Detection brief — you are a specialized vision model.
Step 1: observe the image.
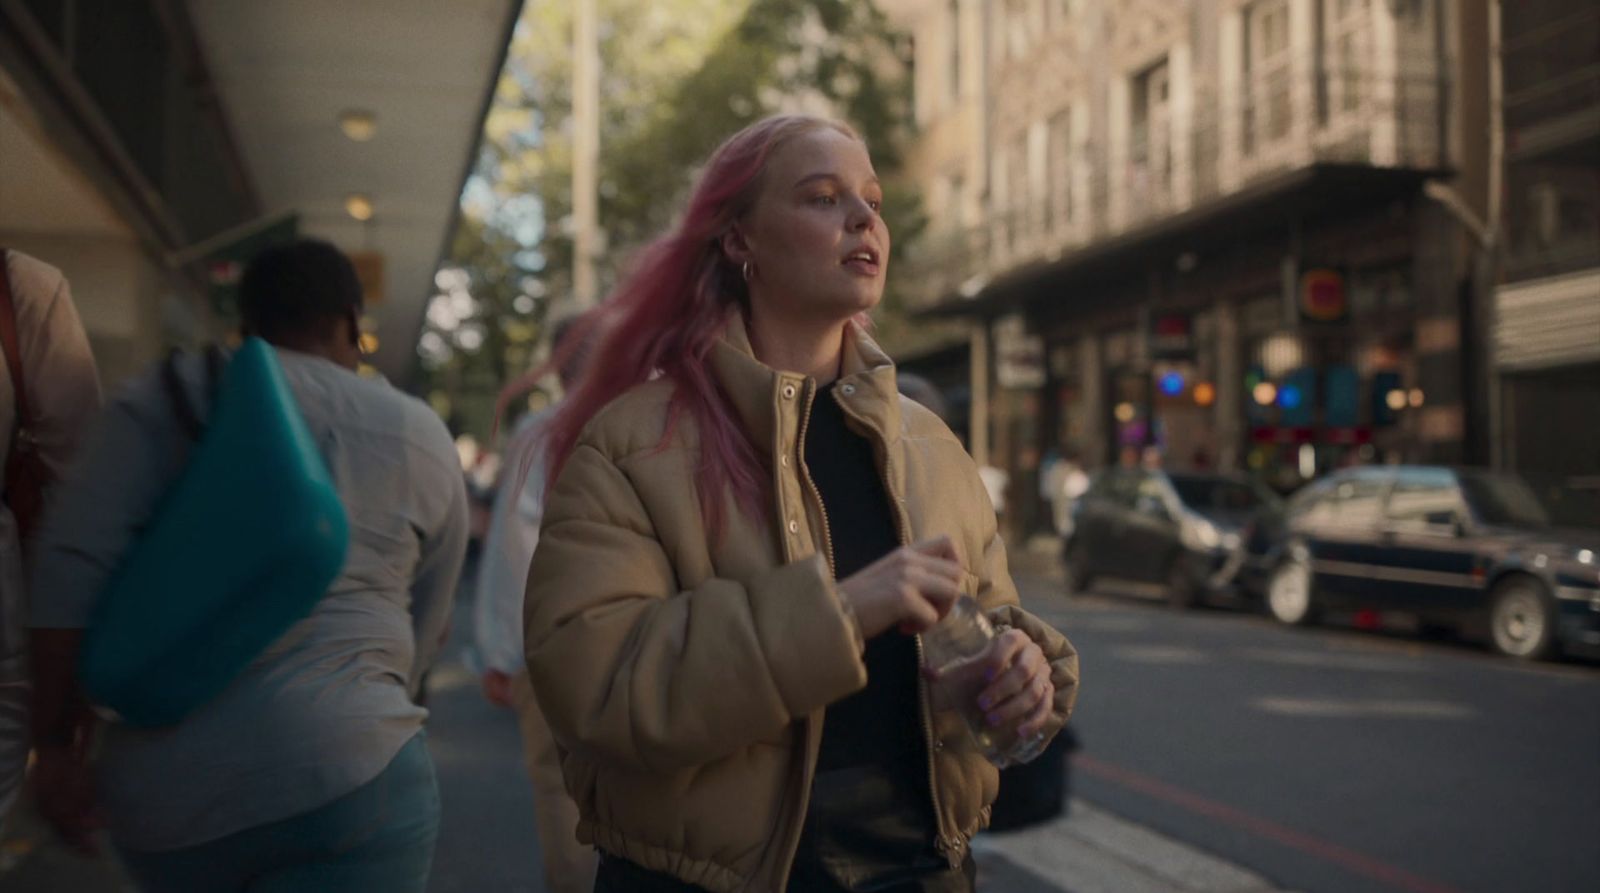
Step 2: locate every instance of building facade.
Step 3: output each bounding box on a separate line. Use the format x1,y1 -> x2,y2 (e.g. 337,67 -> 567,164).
889,0 -> 1502,537
1490,0 -> 1600,524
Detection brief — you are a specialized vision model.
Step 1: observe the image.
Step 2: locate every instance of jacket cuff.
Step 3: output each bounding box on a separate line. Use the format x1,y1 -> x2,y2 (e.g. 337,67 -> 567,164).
750,554 -> 868,718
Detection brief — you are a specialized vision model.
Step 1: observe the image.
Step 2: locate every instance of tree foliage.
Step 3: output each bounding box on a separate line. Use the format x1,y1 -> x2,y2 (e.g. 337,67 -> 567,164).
419,0 -> 924,440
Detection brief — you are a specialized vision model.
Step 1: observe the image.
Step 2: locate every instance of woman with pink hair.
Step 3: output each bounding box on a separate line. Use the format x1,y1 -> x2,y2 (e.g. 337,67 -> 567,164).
522,115 -> 1079,892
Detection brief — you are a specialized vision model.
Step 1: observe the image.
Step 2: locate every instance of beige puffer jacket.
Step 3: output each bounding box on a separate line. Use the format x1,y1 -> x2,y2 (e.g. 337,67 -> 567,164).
524,316 -> 1079,892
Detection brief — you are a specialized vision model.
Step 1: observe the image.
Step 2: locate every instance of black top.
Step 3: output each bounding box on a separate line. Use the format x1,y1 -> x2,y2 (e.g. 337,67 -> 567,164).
591,381 -> 970,893
785,382 -> 970,892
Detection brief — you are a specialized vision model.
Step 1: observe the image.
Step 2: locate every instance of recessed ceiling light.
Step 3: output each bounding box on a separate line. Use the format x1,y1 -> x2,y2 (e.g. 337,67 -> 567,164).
345,193 -> 374,221
339,109 -> 377,142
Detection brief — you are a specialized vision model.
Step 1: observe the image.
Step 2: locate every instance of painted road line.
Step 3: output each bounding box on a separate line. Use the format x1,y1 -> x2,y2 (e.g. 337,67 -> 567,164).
1077,755 -> 1468,893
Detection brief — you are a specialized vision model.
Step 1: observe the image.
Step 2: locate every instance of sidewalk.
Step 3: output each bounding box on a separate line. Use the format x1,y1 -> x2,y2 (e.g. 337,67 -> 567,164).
2,792 -> 1288,893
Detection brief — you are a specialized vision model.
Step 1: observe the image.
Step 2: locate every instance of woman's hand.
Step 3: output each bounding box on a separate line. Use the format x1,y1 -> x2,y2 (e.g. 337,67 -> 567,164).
837,536 -> 963,638
975,628 -> 1055,739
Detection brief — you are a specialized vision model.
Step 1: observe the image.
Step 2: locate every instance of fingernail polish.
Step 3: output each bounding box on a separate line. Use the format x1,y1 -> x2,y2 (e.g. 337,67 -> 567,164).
978,695 -> 992,710
984,668 -> 996,682
986,711 -> 1001,727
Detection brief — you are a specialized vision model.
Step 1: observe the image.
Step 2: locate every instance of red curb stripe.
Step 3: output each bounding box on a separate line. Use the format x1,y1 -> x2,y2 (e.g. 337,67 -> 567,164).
1076,754 -> 1468,893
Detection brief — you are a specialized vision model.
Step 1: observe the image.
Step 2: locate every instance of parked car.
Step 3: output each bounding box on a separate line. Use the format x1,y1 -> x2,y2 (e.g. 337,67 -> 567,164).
1063,469 -> 1279,608
1242,466 -> 1600,660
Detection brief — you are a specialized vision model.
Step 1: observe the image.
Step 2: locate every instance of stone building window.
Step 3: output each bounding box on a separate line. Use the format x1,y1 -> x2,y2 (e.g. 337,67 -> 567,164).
1321,0 -> 1370,122
1131,58 -> 1173,193
1049,108 -> 1077,231
1244,0 -> 1292,154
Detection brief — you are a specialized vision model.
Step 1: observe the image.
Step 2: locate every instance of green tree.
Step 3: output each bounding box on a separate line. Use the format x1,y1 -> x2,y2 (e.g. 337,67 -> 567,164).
420,0 -> 928,440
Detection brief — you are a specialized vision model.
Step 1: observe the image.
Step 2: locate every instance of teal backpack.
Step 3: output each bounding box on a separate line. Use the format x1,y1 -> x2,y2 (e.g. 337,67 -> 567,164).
79,338 -> 350,727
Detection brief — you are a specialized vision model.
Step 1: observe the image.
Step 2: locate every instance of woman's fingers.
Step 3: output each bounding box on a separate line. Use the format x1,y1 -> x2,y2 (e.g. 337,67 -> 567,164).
984,667 -> 1052,728
1015,683 -> 1057,738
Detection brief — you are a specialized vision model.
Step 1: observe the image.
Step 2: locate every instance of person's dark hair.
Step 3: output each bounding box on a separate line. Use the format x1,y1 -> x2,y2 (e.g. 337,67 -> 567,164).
238,239 -> 363,342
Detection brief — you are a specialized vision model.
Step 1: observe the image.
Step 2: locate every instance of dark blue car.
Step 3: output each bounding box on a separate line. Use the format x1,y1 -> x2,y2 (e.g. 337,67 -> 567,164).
1242,466 -> 1600,660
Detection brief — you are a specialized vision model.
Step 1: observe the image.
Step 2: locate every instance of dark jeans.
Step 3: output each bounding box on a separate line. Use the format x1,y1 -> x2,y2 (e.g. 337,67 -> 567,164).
118,733 -> 439,893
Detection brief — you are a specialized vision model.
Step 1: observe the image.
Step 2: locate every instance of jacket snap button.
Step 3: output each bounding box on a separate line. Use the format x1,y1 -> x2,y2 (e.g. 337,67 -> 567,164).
780,454 -> 789,467
781,384 -> 796,399
841,383 -> 855,395
932,739 -> 944,753
788,519 -> 799,534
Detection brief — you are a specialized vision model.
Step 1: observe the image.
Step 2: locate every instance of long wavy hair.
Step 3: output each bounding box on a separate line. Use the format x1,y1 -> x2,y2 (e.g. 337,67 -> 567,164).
496,114 -> 866,538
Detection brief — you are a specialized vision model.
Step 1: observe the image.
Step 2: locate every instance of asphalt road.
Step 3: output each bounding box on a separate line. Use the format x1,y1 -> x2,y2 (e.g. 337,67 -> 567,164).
1019,576 -> 1600,893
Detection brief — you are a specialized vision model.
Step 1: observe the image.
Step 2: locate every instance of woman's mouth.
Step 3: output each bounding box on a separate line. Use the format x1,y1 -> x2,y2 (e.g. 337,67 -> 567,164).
842,247 -> 881,277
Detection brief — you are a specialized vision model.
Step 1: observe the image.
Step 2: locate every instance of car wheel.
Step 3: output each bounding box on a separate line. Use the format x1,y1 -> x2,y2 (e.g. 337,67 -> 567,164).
1166,559 -> 1199,610
1063,539 -> 1094,595
1266,559 -> 1316,626
1488,577 -> 1558,661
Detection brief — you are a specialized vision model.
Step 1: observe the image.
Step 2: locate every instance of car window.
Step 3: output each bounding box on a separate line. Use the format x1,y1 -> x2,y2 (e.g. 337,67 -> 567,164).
1170,476 -> 1272,512
1384,469 -> 1462,533
1287,478 -> 1335,521
1135,475 -> 1171,517
1457,471 -> 1556,528
1087,471 -> 1135,508
1297,473 -> 1388,528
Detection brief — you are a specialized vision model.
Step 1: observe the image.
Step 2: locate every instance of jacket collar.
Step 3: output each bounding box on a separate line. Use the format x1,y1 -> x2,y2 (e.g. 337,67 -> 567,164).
709,313 -> 902,456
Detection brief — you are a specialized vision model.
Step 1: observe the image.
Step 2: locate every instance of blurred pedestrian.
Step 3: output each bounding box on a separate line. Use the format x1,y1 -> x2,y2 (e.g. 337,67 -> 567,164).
523,115 -> 1079,892
0,248 -> 102,825
1042,447 -> 1090,537
29,240 -> 467,892
474,315 -> 596,893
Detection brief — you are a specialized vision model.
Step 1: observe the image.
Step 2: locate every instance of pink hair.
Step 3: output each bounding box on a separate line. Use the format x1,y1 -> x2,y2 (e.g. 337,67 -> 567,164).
496,114 -> 865,539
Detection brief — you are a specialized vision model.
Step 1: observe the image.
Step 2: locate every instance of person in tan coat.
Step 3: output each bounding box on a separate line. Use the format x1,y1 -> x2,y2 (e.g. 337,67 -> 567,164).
522,115 -> 1079,893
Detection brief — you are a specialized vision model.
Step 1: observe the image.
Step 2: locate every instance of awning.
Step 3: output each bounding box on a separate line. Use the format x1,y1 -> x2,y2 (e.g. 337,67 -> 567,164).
187,0 -> 523,383
1495,268 -> 1600,372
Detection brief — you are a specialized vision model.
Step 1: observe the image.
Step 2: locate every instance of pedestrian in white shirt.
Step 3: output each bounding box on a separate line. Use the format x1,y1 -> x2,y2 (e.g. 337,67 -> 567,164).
475,317 -> 596,893
0,248 -> 101,825
30,240 -> 467,891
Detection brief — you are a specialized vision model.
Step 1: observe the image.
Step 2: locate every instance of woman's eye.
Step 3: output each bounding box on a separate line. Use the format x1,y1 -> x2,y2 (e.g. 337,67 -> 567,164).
867,199 -> 882,212
812,194 -> 838,207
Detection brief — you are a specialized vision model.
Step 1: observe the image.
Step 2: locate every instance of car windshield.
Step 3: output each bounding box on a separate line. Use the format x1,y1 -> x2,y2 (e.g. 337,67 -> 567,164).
1457,472 -> 1552,528
1458,471 -> 1600,531
1169,476 -> 1279,513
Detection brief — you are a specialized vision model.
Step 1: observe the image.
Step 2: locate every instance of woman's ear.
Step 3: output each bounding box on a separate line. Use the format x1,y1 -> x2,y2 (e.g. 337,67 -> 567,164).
720,226 -> 751,266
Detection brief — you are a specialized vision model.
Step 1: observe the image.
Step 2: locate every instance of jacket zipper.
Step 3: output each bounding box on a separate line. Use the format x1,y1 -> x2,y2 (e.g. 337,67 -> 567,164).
774,378 -> 837,888
834,388 -> 959,867
796,380 -> 837,581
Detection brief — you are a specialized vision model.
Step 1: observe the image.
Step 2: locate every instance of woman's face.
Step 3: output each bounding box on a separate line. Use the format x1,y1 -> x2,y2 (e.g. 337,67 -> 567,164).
733,127 -> 890,325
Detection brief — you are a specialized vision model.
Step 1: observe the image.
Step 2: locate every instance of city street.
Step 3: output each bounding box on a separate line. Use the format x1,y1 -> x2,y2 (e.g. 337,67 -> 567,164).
5,570 -> 1596,891
1026,573 -> 1600,893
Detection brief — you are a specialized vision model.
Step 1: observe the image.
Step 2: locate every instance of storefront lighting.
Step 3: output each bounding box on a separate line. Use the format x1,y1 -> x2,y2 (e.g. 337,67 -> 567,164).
1158,371 -> 1186,396
1193,382 -> 1217,406
345,193 -> 375,221
1278,384 -> 1303,410
1298,444 -> 1317,479
358,332 -> 380,354
339,109 -> 378,142
1252,382 -> 1278,406
1407,388 -> 1425,408
1114,402 -> 1137,423
1386,389 -> 1408,412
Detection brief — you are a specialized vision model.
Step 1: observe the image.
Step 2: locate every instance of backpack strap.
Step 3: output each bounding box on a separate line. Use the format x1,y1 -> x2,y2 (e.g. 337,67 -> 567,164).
162,345 -> 228,443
